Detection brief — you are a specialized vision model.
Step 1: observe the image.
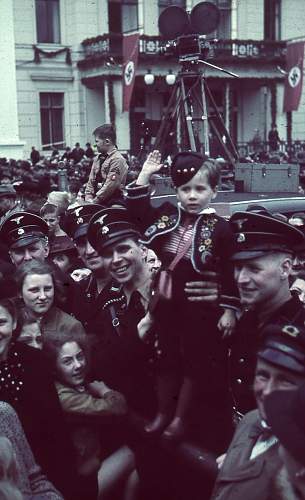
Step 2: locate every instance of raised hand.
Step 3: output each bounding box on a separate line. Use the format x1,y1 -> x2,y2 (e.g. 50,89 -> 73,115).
137,150 -> 163,185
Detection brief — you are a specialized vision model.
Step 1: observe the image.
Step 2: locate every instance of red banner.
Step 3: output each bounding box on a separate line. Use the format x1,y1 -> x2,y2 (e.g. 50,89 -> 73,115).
122,34 -> 139,112
283,41 -> 305,112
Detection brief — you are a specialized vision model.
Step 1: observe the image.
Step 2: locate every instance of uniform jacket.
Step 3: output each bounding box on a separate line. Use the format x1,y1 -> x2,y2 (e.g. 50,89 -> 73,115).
90,282 -> 156,418
126,181 -> 239,311
230,294 -> 305,415
71,274 -> 113,333
85,148 -> 128,203
211,410 -> 282,500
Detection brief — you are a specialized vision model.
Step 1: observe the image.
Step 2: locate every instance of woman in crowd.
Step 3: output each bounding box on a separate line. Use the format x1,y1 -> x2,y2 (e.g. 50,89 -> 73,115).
15,259 -> 86,338
0,298 -> 78,499
0,402 -> 63,499
43,331 -> 138,500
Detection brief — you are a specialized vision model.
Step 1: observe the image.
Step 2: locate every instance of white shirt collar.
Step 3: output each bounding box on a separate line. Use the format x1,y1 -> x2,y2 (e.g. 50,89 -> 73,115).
178,202 -> 216,215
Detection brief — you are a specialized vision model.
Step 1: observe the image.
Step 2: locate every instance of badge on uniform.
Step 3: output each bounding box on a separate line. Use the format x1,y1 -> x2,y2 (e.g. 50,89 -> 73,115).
282,325 -> 300,338
237,233 -> 246,243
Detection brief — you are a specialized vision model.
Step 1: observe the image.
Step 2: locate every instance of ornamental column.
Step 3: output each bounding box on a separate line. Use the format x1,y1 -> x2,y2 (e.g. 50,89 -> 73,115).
0,0 -> 25,158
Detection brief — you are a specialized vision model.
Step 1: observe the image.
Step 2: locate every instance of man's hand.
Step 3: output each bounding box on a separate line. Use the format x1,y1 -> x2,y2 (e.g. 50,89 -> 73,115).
185,272 -> 219,303
137,150 -> 163,186
217,308 -> 236,338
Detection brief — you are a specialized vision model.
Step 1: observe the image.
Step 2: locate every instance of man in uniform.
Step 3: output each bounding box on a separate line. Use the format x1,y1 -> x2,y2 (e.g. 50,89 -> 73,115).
229,210 -> 305,415
0,211 -> 76,310
87,207 -> 156,420
61,203 -> 113,329
0,211 -> 50,268
211,321 -> 305,500
85,124 -> 128,207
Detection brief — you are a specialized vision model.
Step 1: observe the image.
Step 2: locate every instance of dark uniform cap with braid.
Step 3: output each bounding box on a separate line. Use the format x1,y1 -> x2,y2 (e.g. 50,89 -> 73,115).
258,322 -> 305,374
87,207 -> 140,252
171,151 -> 208,187
0,211 -> 49,249
61,204 -> 104,240
230,211 -> 305,260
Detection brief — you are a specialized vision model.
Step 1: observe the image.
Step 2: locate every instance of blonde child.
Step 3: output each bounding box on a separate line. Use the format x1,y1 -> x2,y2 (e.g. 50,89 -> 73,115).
126,151 -> 239,452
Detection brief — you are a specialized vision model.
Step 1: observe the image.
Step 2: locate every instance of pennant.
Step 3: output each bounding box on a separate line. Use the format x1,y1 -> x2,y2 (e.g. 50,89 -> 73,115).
122,34 -> 139,112
283,41 -> 305,112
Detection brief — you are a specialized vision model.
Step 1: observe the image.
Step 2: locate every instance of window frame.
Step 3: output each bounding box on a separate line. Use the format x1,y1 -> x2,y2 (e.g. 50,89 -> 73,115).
39,92 -> 65,150
35,0 -> 61,44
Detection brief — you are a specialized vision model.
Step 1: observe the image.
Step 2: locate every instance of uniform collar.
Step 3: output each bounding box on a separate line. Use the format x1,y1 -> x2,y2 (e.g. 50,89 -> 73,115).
106,146 -> 117,157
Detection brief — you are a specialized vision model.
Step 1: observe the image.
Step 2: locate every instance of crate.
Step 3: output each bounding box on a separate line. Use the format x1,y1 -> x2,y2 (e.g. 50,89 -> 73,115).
235,163 -> 300,193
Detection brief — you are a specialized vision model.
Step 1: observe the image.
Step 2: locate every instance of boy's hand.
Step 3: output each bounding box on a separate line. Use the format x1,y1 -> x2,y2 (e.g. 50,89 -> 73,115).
217,309 -> 236,338
137,150 -> 163,185
185,272 -> 219,303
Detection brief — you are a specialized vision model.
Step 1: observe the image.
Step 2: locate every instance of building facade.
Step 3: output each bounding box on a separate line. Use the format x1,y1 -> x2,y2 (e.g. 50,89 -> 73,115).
1,0 -> 305,159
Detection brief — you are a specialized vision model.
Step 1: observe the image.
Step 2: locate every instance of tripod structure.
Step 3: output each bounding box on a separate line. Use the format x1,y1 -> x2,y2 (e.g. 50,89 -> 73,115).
154,64 -> 239,164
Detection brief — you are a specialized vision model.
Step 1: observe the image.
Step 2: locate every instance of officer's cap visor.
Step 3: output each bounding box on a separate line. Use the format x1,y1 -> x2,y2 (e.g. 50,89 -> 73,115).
97,230 -> 140,253
73,224 -> 89,241
258,347 -> 305,375
10,234 -> 46,249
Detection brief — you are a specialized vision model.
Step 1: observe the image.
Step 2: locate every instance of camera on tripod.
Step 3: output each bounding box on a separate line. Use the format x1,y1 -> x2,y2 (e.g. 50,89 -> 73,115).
158,1 -> 220,63
159,36 -> 212,62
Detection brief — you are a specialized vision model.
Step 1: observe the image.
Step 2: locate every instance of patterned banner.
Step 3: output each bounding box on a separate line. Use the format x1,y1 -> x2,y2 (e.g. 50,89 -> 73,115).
122,34 -> 139,112
283,41 -> 305,112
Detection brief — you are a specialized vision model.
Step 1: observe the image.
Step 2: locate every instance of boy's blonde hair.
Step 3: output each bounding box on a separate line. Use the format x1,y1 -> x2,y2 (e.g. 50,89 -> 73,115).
196,159 -> 221,190
40,203 -> 59,218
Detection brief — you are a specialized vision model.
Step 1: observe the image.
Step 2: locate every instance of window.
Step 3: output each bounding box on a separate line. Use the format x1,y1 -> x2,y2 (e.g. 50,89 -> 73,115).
108,0 -> 138,34
264,0 -> 281,40
40,93 -> 64,149
36,0 -> 60,43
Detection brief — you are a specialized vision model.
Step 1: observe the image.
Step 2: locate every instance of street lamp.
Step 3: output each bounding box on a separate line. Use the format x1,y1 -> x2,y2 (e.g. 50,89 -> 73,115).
165,69 -> 176,85
144,69 -> 155,85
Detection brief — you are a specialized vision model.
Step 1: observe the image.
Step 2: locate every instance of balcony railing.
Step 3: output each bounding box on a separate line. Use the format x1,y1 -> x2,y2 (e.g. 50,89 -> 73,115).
237,141 -> 305,158
79,34 -> 286,68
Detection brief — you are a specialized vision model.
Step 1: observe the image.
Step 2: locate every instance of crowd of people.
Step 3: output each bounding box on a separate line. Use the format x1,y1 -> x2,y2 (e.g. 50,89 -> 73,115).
0,124 -> 305,499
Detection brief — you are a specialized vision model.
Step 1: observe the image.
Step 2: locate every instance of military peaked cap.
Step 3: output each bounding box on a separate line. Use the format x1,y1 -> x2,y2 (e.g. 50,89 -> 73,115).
87,207 -> 140,252
230,211 -> 305,260
61,204 -> 103,240
0,211 -> 49,249
258,322 -> 305,375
